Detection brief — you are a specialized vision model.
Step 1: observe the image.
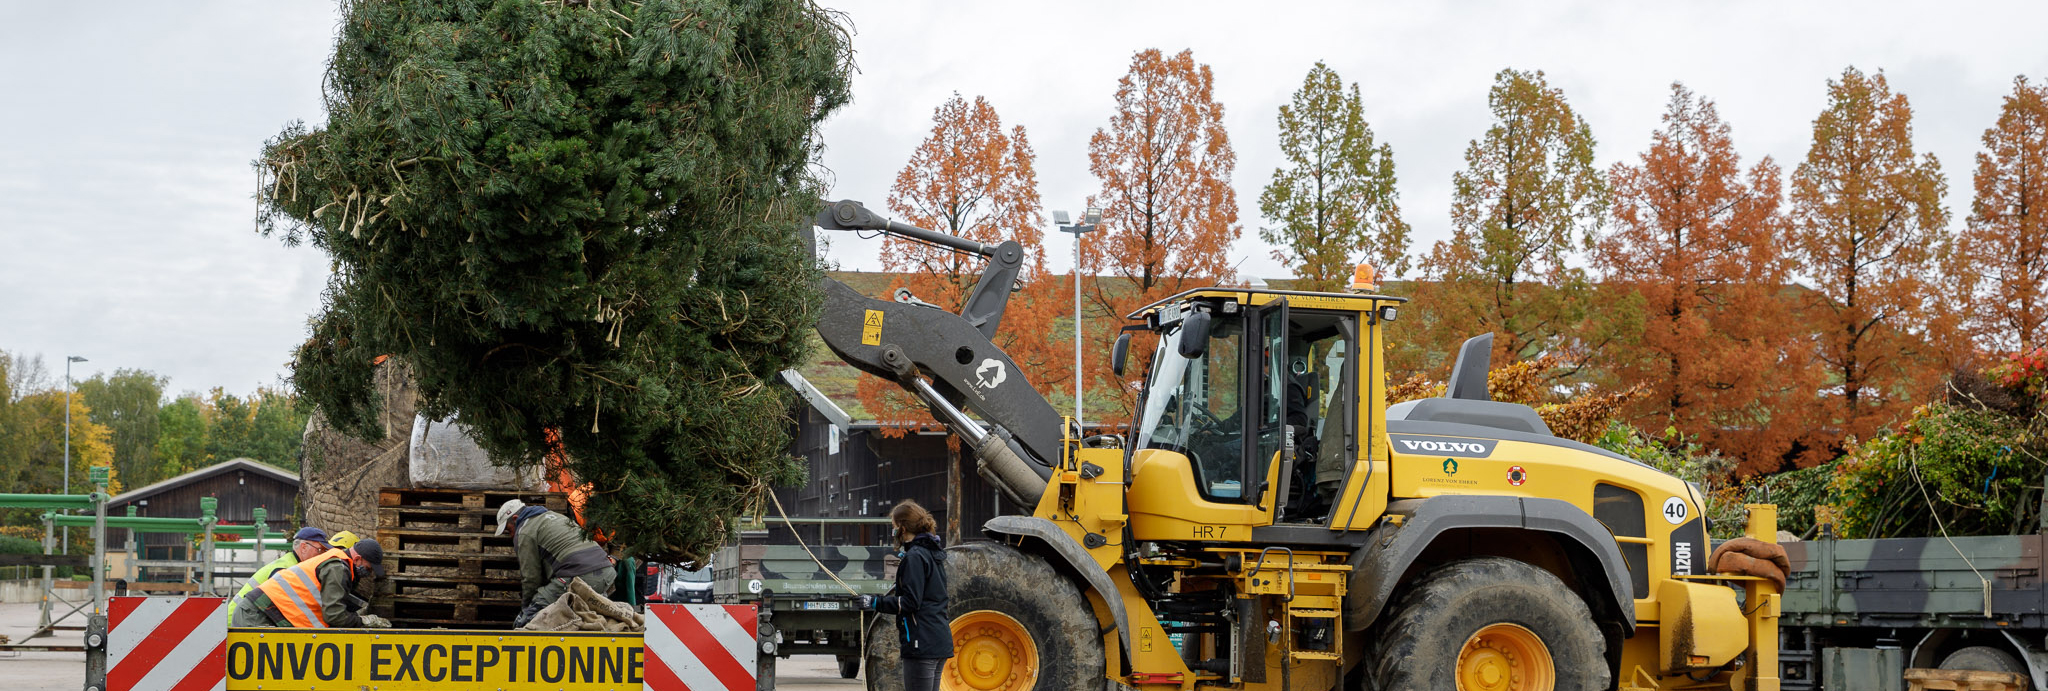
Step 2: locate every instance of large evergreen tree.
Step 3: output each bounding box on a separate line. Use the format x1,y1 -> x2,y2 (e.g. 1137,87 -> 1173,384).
255,0 -> 853,560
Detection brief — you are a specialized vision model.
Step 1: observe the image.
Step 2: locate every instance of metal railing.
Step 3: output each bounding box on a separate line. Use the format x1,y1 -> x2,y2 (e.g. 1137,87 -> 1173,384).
1,486 -> 290,644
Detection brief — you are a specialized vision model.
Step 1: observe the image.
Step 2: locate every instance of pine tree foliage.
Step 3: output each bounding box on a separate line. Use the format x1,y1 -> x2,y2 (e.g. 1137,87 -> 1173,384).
254,0 -> 853,561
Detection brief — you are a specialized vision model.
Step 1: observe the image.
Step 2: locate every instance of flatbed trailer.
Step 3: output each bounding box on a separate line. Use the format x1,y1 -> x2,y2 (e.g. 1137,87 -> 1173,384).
1781,529 -> 2048,690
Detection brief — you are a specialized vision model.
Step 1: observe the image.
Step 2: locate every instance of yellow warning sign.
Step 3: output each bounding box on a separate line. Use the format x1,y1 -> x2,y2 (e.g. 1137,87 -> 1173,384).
860,309 -> 885,346
224,630 -> 645,691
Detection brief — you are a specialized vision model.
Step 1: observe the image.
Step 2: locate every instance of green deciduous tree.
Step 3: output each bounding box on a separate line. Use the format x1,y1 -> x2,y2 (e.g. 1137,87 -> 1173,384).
1415,69 -> 1615,375
154,396 -> 209,478
4,392 -> 114,495
1259,61 -> 1409,291
203,388 -> 309,471
77,369 -> 167,488
254,0 -> 853,560
0,351 -> 115,495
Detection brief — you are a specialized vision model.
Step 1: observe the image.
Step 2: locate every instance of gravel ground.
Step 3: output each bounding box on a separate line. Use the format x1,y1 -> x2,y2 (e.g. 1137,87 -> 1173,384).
774,655 -> 865,690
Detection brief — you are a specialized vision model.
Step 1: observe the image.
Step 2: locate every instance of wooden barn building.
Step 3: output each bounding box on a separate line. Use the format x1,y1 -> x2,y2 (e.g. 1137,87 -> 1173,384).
772,370 -> 1012,548
105,458 -> 301,578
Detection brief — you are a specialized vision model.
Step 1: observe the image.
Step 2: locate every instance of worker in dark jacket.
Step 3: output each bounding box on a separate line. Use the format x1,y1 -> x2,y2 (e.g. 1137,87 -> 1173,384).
497,499 -> 615,627
860,500 -> 952,691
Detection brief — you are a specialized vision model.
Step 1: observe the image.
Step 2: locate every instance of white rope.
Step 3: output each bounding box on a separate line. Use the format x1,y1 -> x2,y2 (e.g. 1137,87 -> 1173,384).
765,490 -> 868,674
1909,454 -> 1994,617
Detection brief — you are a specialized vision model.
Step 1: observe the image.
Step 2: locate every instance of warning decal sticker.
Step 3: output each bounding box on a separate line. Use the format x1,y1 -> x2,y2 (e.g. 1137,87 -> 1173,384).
860,309 -> 885,346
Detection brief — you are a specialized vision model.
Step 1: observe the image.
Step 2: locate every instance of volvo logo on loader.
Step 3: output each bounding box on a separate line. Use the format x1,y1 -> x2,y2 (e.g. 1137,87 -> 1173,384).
1390,434 -> 1497,458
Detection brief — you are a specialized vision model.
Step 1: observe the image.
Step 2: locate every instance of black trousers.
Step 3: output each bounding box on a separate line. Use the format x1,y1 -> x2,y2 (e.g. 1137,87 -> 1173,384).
904,657 -> 945,691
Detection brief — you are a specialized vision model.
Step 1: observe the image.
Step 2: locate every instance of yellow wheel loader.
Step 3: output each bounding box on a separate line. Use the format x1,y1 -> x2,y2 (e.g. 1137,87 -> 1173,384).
812,200 -> 1782,691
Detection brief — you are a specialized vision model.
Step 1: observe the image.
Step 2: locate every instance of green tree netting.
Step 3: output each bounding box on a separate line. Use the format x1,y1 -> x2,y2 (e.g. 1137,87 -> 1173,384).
255,0 -> 853,561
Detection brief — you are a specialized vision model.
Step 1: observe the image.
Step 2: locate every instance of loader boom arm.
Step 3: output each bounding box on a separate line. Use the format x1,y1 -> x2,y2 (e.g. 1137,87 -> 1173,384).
811,200 -> 1062,506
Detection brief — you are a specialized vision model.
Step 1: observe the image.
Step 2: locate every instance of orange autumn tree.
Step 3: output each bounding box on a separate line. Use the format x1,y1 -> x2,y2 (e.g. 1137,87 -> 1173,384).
1082,48 -> 1239,420
856,95 -> 1064,437
1789,67 -> 1950,442
1413,69 -> 1613,377
1954,76 -> 2048,354
1597,83 -> 1817,472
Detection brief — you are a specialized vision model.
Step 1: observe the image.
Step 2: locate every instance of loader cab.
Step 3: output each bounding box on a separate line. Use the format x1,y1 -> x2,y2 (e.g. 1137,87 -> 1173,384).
1124,287 -> 1402,539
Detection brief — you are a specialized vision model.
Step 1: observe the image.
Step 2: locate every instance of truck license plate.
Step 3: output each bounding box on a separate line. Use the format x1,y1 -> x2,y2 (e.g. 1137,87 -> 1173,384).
801,601 -> 842,611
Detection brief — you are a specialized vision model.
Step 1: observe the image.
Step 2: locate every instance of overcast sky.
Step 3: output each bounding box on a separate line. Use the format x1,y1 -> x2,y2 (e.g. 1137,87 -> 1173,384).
3,1 -> 2044,397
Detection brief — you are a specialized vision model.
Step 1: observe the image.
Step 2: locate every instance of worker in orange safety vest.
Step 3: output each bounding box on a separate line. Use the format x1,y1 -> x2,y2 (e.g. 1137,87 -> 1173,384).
228,539 -> 385,628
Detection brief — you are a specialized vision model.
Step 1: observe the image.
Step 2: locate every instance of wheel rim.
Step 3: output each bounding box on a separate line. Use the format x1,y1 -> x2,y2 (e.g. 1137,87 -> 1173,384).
1456,623 -> 1555,691
944,610 -> 1038,691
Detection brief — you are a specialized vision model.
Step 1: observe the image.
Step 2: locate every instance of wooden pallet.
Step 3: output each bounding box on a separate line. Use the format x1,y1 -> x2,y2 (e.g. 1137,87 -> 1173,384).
388,577 -> 522,603
376,489 -> 565,544
379,487 -> 566,511
383,600 -> 525,629
383,550 -> 520,581
376,529 -> 516,556
373,486 -> 567,630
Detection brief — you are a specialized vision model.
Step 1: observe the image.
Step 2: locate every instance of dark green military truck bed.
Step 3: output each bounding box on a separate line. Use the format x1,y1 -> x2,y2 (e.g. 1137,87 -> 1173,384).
1780,534 -> 2048,690
713,544 -> 899,681
1783,534 -> 2047,629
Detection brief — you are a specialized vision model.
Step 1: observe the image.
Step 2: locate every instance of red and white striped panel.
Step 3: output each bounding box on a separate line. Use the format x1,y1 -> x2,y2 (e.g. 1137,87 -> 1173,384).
108,596 -> 228,691
642,604 -> 758,691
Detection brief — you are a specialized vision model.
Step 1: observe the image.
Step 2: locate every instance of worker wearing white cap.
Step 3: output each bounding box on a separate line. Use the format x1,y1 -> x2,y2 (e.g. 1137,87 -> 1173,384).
496,499 -> 614,627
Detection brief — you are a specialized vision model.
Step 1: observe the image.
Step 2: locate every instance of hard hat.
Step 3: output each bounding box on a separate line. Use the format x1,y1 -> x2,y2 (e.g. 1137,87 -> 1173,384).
495,499 -> 527,536
329,531 -> 360,549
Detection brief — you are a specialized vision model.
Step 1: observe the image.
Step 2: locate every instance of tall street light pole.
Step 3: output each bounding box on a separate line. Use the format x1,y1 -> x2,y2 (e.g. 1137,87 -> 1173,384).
64,355 -> 87,554
1054,208 -> 1101,433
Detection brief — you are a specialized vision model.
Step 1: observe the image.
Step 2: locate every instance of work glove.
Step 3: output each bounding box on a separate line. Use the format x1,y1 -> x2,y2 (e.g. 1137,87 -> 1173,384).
855,595 -> 875,611
513,602 -> 544,629
359,614 -> 392,629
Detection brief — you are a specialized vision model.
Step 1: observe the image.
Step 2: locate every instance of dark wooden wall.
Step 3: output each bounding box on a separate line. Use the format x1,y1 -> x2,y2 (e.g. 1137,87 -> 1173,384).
772,405 -> 1010,547
107,468 -> 301,559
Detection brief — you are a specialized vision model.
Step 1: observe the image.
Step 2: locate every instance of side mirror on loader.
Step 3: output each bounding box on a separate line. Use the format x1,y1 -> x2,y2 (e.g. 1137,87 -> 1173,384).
1111,333 -> 1132,376
1178,311 -> 1213,359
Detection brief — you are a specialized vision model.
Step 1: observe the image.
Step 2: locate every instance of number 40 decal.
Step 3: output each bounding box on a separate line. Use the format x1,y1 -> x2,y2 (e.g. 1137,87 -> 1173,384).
1661,496 -> 1689,525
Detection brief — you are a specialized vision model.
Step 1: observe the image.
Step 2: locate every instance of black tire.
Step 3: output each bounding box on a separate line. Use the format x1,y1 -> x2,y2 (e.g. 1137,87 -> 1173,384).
864,615 -> 901,689
838,655 -> 861,679
1941,645 -> 2027,676
1366,557 -> 1610,691
865,541 -> 1105,691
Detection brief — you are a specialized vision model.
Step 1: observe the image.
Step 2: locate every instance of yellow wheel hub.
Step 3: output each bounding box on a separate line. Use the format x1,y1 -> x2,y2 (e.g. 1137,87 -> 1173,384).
1456,623 -> 1555,691
944,610 -> 1038,691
